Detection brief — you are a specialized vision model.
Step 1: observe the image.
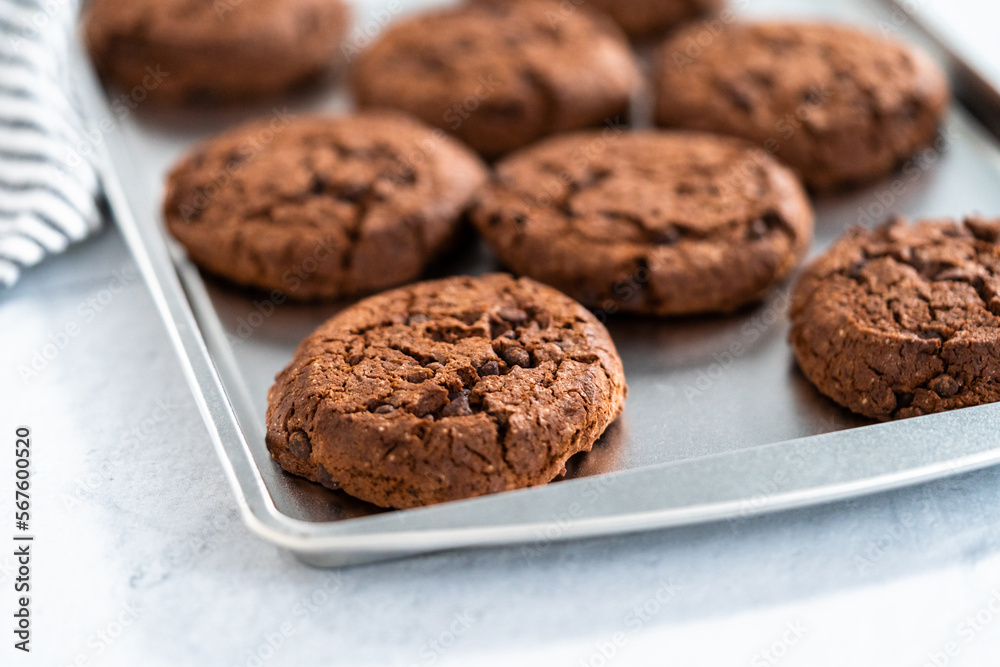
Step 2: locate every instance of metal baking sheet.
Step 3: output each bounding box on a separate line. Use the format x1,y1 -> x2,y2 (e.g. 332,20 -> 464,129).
74,0 -> 1000,566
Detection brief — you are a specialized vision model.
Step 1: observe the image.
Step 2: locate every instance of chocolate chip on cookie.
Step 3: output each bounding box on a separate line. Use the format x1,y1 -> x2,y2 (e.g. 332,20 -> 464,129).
790,217 -> 1000,420
84,0 -> 350,104
351,1 -> 641,158
654,22 -> 950,191
163,112 -> 488,300
471,130 -> 814,315
265,274 -> 628,508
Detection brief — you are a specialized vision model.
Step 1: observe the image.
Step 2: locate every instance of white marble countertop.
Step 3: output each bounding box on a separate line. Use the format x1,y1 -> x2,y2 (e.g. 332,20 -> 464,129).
6,0 -> 1000,665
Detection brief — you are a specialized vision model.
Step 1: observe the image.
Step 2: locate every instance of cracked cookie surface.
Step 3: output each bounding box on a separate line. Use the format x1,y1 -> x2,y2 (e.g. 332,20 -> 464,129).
265,274 -> 628,508
654,22 -> 949,191
350,1 -> 640,157
164,112 -> 488,299
85,0 -> 350,104
471,130 -> 814,315
790,217 -> 1000,420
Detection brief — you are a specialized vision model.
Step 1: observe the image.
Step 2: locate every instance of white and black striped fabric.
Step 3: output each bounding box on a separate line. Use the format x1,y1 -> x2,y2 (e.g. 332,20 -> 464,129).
0,0 -> 102,290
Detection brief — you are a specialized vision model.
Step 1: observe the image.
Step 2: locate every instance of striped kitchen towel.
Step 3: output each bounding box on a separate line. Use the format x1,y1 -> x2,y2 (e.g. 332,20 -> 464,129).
0,0 -> 102,290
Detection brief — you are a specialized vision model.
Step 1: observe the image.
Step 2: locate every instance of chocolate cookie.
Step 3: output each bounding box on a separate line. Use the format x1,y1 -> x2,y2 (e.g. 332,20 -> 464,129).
471,130 -> 814,315
790,217 -> 1000,420
84,0 -> 349,104
265,274 -> 628,508
583,0 -> 725,38
480,0 -> 725,39
350,1 -> 641,158
164,112 -> 488,300
654,22 -> 950,191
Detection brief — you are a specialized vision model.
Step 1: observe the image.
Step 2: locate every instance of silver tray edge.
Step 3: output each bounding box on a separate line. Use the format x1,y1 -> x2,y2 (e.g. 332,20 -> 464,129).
70,6 -> 1000,567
